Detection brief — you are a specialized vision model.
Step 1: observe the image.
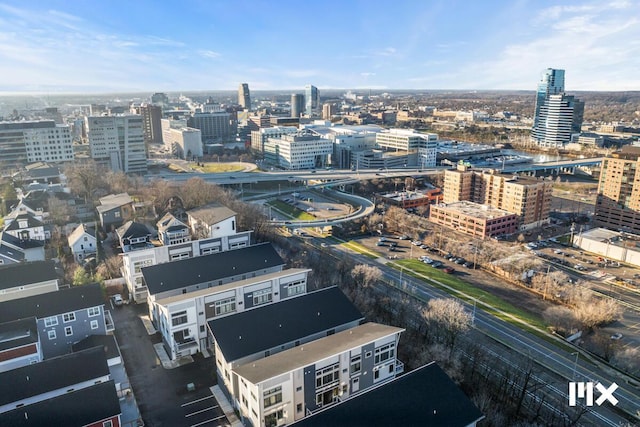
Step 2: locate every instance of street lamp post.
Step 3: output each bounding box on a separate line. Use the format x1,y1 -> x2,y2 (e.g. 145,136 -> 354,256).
571,352 -> 579,380
472,297 -> 484,326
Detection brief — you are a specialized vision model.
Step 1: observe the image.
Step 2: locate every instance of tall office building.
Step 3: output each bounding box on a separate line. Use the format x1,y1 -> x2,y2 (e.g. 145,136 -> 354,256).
238,83 -> 251,110
291,94 -> 304,118
530,68 -> 584,148
443,165 -> 553,230
140,104 -> 163,145
151,92 -> 169,107
187,111 -> 232,143
594,146 -> 640,234
0,120 -> 74,166
304,85 -> 319,117
87,115 -> 147,174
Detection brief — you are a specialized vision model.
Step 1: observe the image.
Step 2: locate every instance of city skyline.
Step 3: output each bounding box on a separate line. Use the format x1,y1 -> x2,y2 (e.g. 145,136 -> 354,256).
0,0 -> 639,94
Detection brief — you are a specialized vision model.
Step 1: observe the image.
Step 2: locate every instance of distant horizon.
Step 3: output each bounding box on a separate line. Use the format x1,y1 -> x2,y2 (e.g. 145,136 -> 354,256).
0,1 -> 639,93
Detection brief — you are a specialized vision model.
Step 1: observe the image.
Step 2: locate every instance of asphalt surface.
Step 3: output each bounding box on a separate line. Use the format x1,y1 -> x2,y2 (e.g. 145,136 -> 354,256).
111,303 -> 227,427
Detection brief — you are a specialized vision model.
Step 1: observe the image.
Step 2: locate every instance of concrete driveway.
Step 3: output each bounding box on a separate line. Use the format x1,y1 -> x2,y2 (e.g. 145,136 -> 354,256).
111,303 -> 227,426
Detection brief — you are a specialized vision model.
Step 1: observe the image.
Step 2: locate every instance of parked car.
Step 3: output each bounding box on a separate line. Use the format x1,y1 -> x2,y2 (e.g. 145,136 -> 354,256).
611,333 -> 623,340
420,245 -> 428,249
411,240 -> 421,246
112,294 -> 123,307
443,267 -> 455,274
376,241 -> 386,246
463,261 -> 474,268
431,261 -> 443,268
454,258 -> 466,264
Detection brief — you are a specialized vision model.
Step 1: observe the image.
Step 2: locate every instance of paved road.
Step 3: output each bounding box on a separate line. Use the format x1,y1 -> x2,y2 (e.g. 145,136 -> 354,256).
111,304 -> 226,427
327,238 -> 639,426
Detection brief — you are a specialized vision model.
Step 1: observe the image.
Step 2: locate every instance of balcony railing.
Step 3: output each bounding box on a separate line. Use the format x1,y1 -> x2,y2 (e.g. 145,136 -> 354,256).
174,339 -> 199,353
105,310 -> 115,332
395,360 -> 404,375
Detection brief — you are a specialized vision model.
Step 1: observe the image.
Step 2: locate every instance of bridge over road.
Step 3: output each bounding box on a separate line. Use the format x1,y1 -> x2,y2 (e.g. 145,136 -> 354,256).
502,157 -> 603,174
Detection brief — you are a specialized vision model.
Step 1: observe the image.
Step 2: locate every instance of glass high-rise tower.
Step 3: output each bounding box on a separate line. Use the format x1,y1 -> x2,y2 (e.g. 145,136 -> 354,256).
238,83 -> 251,110
304,85 -> 319,117
530,68 -> 583,148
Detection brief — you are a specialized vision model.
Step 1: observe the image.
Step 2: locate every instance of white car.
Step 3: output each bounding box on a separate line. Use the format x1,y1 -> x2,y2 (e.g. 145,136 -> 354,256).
112,294 -> 124,306
611,333 -> 623,340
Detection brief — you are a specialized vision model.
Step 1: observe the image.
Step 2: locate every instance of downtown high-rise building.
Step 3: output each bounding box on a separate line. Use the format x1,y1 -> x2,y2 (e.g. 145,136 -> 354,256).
140,104 -> 163,145
304,85 -> 319,117
0,120 -> 74,166
291,93 -> 304,118
530,68 -> 584,148
594,146 -> 640,234
238,83 -> 251,110
87,115 -> 147,174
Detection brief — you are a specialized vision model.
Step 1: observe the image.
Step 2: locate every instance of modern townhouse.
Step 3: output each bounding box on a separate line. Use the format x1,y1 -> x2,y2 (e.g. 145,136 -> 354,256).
208,286 -> 364,405
291,362 -> 484,427
233,322 -> 405,427
0,283 -> 108,362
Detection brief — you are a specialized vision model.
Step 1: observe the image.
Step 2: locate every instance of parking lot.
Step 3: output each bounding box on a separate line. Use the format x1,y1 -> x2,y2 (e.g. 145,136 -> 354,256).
111,303 -> 229,427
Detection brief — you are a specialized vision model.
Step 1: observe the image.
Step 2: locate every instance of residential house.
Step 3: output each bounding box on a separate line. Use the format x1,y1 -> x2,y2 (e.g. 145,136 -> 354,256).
0,381 -> 121,427
116,221 -> 153,252
0,318 -> 41,373
96,193 -> 134,230
0,347 -> 110,414
67,223 -> 97,263
291,362 -> 484,427
0,283 -> 108,360
157,212 -> 191,246
3,212 -> 46,242
0,260 -> 58,302
186,203 -> 238,239
233,322 -> 405,427
0,232 -> 45,265
209,286 -> 364,404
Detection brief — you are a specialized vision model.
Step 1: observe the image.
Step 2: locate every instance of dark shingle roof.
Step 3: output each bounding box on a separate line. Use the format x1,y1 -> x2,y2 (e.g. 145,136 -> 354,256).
0,317 -> 38,352
72,334 -> 120,362
4,213 -> 44,230
0,231 -> 44,250
0,380 -> 120,427
116,220 -> 152,240
209,287 -> 363,362
143,243 -> 284,295
0,260 -> 57,291
0,283 -> 103,323
0,346 -> 109,406
291,362 -> 484,427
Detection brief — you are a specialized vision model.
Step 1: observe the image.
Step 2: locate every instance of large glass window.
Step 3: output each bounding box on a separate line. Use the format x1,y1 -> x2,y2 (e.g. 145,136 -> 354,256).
316,363 -> 340,389
374,342 -> 395,364
44,316 -> 58,327
253,288 -> 272,306
215,297 -> 236,316
350,355 -> 362,376
62,312 -> 76,323
263,386 -> 282,408
171,311 -> 188,326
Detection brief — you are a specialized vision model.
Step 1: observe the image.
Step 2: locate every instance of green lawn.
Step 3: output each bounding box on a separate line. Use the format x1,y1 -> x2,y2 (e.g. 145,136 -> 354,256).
192,163 -> 245,173
388,260 -> 577,349
337,240 -> 379,259
268,200 -> 316,220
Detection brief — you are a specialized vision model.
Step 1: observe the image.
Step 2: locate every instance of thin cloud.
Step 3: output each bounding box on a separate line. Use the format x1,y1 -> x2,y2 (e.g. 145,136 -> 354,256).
198,50 -> 221,59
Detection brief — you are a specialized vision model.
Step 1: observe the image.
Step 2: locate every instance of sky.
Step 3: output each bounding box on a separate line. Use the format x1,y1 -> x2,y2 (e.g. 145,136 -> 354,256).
0,0 -> 639,94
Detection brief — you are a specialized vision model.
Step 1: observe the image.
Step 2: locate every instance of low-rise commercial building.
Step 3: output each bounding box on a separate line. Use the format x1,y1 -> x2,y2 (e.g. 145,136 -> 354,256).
429,201 -> 518,238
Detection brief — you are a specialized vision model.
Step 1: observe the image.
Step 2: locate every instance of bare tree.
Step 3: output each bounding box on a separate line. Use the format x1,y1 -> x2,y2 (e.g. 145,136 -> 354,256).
96,255 -> 123,280
64,160 -> 107,203
47,196 -> 71,226
422,298 -> 472,355
572,297 -> 622,330
351,264 -> 382,288
542,306 -> 578,335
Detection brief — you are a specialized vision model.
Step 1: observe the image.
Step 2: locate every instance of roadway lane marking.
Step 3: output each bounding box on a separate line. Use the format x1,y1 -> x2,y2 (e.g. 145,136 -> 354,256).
190,414 -> 227,427
186,406 -> 218,417
182,395 -> 214,407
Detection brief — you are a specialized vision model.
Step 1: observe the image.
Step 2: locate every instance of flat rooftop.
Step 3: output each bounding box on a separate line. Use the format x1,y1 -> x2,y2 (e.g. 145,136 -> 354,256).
234,323 -> 404,385
433,201 -> 515,220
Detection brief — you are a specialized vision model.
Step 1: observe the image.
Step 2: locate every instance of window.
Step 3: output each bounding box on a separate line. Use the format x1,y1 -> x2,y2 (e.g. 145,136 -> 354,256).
64,326 -> 73,336
44,316 -> 58,327
374,343 -> 395,364
87,307 -> 100,317
252,288 -> 272,306
297,403 -> 303,413
91,320 -> 99,330
114,211 -> 121,218
171,311 -> 188,326
285,279 -> 305,297
133,259 -> 153,273
214,297 -> 236,316
103,421 -> 113,427
263,386 -> 282,408
316,363 -> 340,389
350,355 -> 362,375
63,312 -> 76,323
48,330 -> 56,340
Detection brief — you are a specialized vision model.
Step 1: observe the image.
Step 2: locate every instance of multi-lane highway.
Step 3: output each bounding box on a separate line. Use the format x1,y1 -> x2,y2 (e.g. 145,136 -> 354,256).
322,238 -> 639,425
